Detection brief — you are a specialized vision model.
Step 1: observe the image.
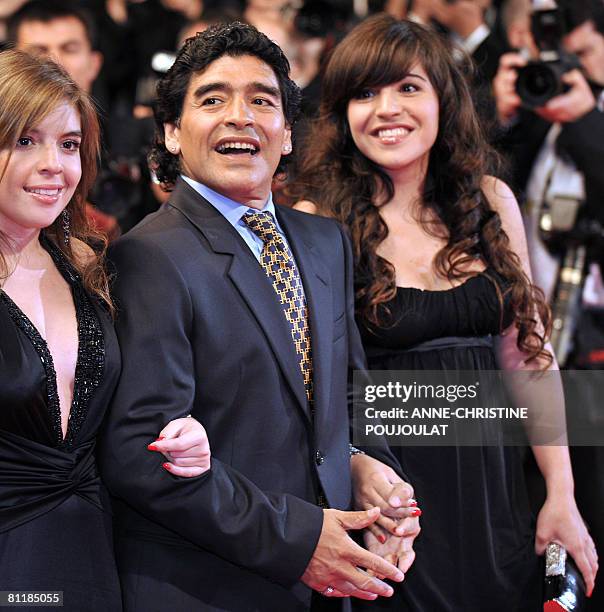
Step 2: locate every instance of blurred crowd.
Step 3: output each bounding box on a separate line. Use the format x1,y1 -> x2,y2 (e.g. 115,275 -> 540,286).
0,0 -> 601,237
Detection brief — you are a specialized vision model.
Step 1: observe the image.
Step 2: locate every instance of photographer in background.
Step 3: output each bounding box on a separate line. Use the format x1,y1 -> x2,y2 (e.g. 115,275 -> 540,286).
493,1 -> 604,606
493,0 -> 604,318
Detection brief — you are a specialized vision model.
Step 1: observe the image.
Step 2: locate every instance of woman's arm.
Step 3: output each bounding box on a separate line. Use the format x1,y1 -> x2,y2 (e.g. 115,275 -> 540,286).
484,176 -> 598,595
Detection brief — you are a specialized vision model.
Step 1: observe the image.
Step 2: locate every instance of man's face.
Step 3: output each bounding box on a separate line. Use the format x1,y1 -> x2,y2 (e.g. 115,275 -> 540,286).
164,54 -> 292,208
16,16 -> 102,93
563,20 -> 604,86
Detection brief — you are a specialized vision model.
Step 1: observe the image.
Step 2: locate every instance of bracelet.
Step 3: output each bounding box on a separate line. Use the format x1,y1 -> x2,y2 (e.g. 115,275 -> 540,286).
349,444 -> 366,457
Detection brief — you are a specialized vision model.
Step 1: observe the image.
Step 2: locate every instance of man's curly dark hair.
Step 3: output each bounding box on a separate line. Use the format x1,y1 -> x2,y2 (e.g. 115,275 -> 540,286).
150,21 -> 301,190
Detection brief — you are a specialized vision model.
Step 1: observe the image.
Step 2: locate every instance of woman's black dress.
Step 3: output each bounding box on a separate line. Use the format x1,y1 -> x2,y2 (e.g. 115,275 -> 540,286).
0,236 -> 122,611
356,271 -> 542,611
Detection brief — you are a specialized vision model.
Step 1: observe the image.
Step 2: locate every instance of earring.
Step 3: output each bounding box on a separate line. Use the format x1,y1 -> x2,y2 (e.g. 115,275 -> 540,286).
61,208 -> 71,246
282,143 -> 292,154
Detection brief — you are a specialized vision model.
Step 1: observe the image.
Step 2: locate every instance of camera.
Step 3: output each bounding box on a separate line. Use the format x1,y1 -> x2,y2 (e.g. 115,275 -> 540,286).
515,6 -> 580,108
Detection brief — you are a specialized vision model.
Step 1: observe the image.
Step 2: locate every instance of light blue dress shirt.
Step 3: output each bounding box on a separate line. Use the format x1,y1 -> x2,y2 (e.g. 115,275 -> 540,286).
181,175 -> 292,262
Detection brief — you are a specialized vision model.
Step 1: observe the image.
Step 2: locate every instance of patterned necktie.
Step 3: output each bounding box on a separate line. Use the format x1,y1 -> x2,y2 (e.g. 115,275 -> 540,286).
243,211 -> 313,405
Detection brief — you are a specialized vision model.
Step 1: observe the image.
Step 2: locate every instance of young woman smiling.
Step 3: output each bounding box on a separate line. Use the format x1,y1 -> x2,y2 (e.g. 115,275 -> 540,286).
0,50 -> 211,611
290,15 -> 597,610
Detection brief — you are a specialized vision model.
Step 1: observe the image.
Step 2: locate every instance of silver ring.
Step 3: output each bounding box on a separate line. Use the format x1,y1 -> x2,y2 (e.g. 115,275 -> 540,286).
323,586 -> 335,595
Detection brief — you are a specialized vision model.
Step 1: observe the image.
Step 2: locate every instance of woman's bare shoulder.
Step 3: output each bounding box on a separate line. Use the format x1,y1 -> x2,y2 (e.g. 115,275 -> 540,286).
480,175 -> 517,215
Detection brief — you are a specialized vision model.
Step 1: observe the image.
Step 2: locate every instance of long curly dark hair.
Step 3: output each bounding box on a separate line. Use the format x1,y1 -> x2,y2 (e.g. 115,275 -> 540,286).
0,51 -> 111,313
289,15 -> 551,365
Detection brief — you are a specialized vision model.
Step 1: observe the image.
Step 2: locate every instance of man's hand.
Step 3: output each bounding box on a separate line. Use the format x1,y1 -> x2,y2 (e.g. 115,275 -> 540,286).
492,52 -> 527,124
351,454 -> 421,540
535,69 -> 597,124
301,507 -> 405,600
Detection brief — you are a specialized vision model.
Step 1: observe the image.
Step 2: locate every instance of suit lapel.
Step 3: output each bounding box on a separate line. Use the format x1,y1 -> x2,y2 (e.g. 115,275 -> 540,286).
277,208 -> 334,430
169,180 -> 311,420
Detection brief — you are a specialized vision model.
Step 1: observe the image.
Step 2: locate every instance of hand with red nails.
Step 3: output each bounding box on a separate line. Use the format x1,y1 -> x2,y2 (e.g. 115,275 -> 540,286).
147,416 -> 211,477
351,453 -> 421,538
364,513 -> 420,575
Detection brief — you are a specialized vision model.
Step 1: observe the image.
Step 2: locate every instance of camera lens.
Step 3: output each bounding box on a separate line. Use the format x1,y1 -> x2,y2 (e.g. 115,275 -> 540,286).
516,62 -> 559,108
525,66 -> 554,96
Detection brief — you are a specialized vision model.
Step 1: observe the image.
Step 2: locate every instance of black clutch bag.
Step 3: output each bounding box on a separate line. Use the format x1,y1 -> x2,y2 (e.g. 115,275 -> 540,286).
544,543 -> 586,611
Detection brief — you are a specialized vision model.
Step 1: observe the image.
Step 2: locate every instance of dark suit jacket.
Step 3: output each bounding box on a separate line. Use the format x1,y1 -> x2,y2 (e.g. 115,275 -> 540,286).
98,178 -> 397,612
472,30 -> 509,87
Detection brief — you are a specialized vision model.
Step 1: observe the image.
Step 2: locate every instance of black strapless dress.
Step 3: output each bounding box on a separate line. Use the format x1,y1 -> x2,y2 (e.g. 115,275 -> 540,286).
355,271 -> 542,612
0,236 -> 122,611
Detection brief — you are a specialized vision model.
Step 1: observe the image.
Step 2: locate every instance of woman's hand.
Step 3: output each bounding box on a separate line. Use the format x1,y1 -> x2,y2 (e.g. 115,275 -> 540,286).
535,492 -> 598,596
147,417 -> 211,477
351,453 -> 421,540
363,514 -> 420,575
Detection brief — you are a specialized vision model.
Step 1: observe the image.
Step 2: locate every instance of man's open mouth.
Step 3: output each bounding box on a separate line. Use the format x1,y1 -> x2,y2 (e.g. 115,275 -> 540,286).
216,141 -> 259,155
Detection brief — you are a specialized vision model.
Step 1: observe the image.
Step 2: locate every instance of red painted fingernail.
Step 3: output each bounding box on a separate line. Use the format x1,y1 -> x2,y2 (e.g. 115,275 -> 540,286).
411,508 -> 422,517
409,499 -> 418,507
147,444 -> 158,451
162,462 -> 171,470
378,533 -> 386,544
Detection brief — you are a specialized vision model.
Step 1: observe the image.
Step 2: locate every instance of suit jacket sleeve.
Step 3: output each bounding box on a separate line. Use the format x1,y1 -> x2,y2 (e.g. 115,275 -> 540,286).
98,234 -> 323,588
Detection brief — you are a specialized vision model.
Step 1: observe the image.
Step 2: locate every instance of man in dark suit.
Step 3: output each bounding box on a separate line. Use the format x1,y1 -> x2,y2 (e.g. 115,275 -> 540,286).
493,0 -> 604,215
99,22 -> 419,612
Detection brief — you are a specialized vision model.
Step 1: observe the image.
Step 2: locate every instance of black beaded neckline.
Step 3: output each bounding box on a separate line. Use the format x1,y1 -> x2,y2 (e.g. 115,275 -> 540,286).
0,236 -> 105,450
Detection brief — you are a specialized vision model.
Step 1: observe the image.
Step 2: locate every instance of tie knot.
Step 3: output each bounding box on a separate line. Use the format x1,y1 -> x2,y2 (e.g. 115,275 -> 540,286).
243,211 -> 279,242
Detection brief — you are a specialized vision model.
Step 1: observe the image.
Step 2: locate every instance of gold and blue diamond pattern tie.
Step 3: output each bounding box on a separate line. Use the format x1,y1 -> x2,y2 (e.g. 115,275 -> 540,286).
243,211 -> 314,405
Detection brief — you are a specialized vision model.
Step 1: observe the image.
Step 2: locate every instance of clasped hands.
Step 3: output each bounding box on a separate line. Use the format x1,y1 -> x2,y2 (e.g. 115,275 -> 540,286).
351,454 -> 421,574
301,454 -> 420,601
145,427 -> 420,600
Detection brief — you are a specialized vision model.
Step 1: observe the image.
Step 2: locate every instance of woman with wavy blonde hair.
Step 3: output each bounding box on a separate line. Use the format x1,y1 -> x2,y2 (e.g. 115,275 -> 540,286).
290,15 -> 597,610
0,50 -> 211,611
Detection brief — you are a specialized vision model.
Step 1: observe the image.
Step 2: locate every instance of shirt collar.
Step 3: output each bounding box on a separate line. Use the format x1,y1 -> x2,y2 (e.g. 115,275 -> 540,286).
181,175 -> 276,226
452,23 -> 490,55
